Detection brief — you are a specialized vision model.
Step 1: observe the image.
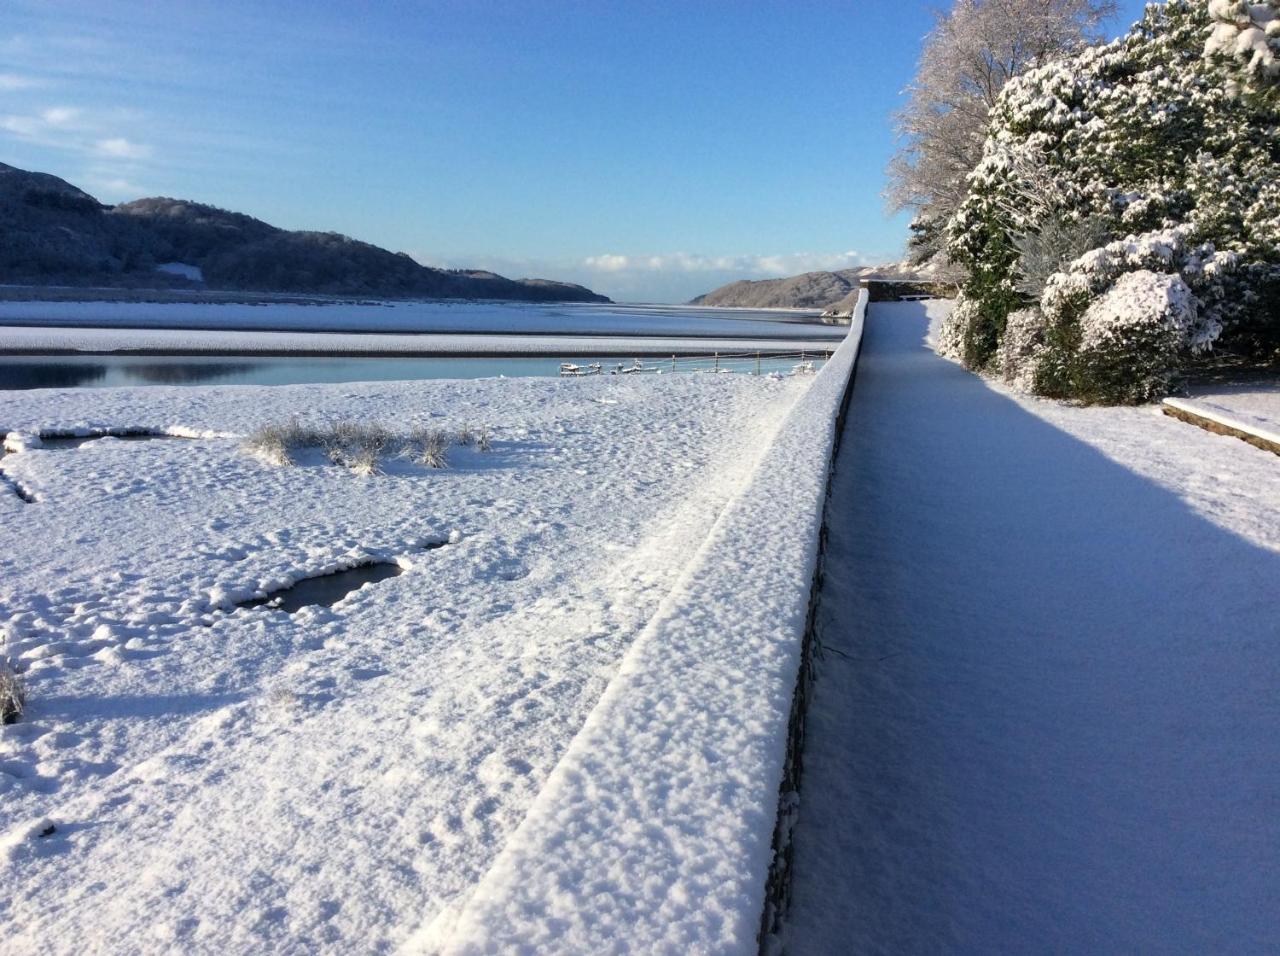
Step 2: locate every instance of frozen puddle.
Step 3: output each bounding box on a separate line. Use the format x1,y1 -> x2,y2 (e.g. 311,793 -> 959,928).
239,544 -> 447,613
239,561 -> 404,613
0,430 -> 197,503
34,431 -> 194,451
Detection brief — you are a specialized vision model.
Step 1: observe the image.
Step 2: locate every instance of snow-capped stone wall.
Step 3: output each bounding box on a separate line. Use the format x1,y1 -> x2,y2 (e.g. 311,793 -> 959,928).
425,291 -> 870,955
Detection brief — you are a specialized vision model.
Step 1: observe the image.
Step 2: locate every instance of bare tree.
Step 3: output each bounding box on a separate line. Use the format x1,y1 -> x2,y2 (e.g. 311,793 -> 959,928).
889,0 -> 1116,260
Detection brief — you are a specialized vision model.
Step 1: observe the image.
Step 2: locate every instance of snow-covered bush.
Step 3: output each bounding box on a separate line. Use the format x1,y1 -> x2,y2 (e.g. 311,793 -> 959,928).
935,296 -> 980,362
941,0 -> 1280,402
1074,270 -> 1199,402
999,307 -> 1052,392
1013,215 -> 1111,298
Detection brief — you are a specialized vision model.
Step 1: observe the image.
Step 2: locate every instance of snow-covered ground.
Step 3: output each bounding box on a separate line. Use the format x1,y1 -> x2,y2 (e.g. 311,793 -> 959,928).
0,300 -> 845,344
1167,382 -> 1280,448
783,301 -> 1280,953
433,294 -> 865,954
0,368 -> 816,953
0,324 -> 838,357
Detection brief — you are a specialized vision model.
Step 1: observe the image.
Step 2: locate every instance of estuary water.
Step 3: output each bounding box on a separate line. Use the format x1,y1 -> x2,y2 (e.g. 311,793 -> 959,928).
0,351 -> 829,390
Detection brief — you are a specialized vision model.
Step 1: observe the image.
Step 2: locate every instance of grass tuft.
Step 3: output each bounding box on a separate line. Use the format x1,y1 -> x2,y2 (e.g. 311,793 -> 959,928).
0,657 -> 26,725
244,418 -> 489,473
243,418 -> 319,466
410,426 -> 450,468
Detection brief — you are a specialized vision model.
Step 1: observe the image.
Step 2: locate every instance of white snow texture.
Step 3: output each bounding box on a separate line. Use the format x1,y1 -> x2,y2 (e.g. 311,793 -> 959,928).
429,292 -> 867,954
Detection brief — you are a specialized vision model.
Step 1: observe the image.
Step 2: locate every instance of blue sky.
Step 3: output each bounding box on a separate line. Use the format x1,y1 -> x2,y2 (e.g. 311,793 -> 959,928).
1,0 -> 1147,302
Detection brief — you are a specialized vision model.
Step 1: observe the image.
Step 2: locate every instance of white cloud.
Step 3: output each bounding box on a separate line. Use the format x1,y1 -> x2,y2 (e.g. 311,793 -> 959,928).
41,105 -> 79,126
0,105 -> 85,141
94,136 -> 151,159
0,106 -> 153,179
579,251 -> 872,277
416,250 -> 891,304
0,73 -> 42,91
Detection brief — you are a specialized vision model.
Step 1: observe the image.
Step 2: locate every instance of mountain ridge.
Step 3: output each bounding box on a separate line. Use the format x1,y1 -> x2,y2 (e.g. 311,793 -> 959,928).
0,163 -> 609,303
689,265 -> 920,309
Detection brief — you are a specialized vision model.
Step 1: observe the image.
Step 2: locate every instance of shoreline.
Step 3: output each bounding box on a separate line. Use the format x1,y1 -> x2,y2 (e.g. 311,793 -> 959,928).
0,346 -> 832,358
0,324 -> 839,359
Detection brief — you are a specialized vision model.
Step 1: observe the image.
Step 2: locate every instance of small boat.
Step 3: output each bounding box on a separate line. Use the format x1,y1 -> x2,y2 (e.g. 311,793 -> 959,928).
560,362 -> 603,377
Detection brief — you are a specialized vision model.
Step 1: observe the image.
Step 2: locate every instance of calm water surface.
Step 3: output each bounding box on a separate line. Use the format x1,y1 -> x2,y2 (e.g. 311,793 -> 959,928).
0,352 -> 828,390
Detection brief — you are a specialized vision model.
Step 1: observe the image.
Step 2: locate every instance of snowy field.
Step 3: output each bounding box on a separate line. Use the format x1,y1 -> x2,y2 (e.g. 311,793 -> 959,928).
0,300 -> 845,345
784,301 -> 1280,952
0,368 -> 817,953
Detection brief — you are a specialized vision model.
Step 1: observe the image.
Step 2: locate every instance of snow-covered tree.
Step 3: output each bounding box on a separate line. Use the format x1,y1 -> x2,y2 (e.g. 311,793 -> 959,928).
889,0 -> 1115,266
938,0 -> 1280,403
1205,0 -> 1280,82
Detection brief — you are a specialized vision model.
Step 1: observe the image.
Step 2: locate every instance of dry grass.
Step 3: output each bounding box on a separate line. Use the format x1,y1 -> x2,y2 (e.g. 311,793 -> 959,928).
244,418 -> 493,474
0,658 -> 26,725
243,418 -> 327,467
324,421 -> 392,474
409,427 -> 451,469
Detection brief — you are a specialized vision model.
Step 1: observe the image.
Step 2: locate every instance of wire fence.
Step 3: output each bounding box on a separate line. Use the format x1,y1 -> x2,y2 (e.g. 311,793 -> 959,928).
558,349 -> 832,378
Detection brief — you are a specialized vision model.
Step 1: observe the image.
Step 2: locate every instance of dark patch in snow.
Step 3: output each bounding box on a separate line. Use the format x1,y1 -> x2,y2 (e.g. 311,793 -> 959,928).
36,431 -> 194,450
0,470 -> 36,503
0,431 -> 197,503
239,542 -> 446,614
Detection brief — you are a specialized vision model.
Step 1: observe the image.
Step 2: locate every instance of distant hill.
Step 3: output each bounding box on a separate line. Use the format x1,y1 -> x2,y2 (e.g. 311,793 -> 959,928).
0,163 -> 609,302
689,265 -> 918,309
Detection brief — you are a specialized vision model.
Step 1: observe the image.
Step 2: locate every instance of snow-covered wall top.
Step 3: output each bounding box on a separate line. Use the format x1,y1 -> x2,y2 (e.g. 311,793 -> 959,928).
422,290 -> 869,954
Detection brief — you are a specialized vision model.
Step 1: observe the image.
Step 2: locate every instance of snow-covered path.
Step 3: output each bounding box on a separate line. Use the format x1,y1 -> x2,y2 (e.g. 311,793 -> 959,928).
784,302 -> 1280,953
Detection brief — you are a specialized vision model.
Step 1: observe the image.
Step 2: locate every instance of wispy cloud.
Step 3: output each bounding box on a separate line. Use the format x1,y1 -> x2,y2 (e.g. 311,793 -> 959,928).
0,72 -> 42,91
0,105 -> 82,140
94,136 -> 151,159
0,104 -> 153,170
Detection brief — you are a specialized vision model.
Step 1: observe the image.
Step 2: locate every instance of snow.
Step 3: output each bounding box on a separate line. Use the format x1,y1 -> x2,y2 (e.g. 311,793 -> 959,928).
0,364 -> 820,953
1207,0 -> 1280,80
1168,382 -> 1280,447
0,300 -> 846,342
1079,269 -> 1198,352
0,324 -> 838,357
154,263 -> 205,283
429,292 -> 866,954
783,301 -> 1280,953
